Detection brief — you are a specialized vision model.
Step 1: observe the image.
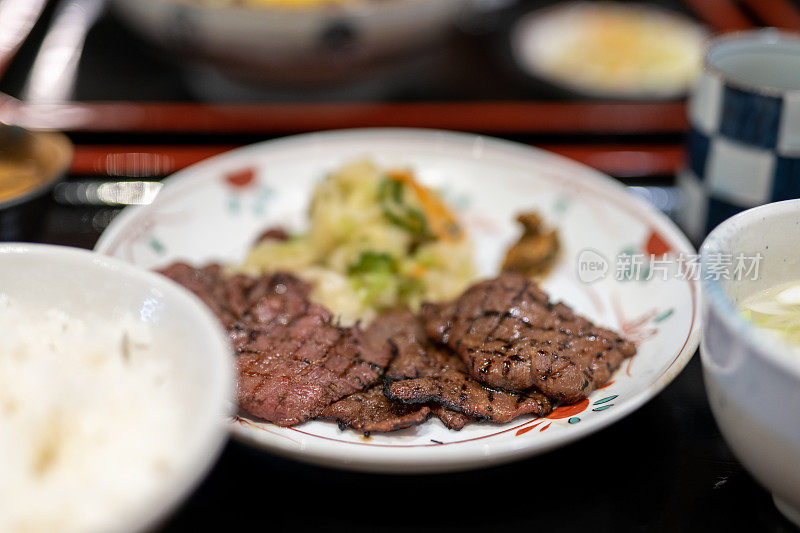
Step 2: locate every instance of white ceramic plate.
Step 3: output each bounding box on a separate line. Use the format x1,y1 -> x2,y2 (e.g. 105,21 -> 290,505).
96,129 -> 700,473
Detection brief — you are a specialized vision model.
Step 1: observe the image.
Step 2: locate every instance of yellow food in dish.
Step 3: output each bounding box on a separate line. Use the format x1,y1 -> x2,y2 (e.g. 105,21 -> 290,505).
518,2 -> 706,96
241,160 -> 476,324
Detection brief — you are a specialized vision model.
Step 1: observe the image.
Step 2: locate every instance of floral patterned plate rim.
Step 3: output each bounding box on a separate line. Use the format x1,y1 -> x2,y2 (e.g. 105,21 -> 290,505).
95,128 -> 700,474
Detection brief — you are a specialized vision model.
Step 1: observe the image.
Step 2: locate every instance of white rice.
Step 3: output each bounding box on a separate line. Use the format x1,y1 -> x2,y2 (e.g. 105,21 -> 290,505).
0,295 -> 183,533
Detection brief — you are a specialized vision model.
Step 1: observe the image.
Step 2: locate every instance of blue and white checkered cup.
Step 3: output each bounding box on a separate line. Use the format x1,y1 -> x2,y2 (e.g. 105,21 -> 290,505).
679,29 -> 800,242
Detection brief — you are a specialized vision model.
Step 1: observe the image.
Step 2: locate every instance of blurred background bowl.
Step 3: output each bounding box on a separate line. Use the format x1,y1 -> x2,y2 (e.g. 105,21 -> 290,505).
0,127 -> 72,242
111,0 -> 472,88
700,199 -> 800,527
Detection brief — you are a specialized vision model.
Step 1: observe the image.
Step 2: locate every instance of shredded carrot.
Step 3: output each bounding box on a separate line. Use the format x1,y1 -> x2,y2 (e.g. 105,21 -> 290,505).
387,169 -> 462,241
409,263 -> 428,278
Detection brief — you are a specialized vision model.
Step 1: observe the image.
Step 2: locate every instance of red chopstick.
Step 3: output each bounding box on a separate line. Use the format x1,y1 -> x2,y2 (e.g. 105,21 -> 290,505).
69,143 -> 684,178
2,98 -> 688,135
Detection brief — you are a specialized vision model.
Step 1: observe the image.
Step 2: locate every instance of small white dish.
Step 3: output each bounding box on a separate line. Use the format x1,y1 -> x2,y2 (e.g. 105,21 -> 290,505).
701,199 -> 800,527
511,1 -> 708,99
0,244 -> 233,532
96,128 -> 700,473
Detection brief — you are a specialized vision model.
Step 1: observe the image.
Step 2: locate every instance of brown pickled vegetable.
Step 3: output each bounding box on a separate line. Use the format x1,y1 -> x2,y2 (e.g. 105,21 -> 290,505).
502,212 -> 560,278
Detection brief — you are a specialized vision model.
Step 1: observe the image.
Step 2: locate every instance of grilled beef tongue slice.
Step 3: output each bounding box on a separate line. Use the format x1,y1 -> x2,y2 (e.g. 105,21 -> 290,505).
159,263 -> 391,427
158,262 -> 312,344
421,272 -> 636,403
429,404 -> 473,430
385,367 -> 552,423
372,309 -> 551,424
235,314 -> 390,426
373,309 -> 466,380
365,310 -> 478,428
320,386 -> 431,435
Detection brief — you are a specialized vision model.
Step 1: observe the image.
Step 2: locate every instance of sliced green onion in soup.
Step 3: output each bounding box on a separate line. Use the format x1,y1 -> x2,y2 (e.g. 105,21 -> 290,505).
739,280 -> 800,345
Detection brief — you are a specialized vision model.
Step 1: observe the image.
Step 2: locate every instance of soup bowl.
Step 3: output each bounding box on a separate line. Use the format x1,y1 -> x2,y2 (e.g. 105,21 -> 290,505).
700,199 -> 800,525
